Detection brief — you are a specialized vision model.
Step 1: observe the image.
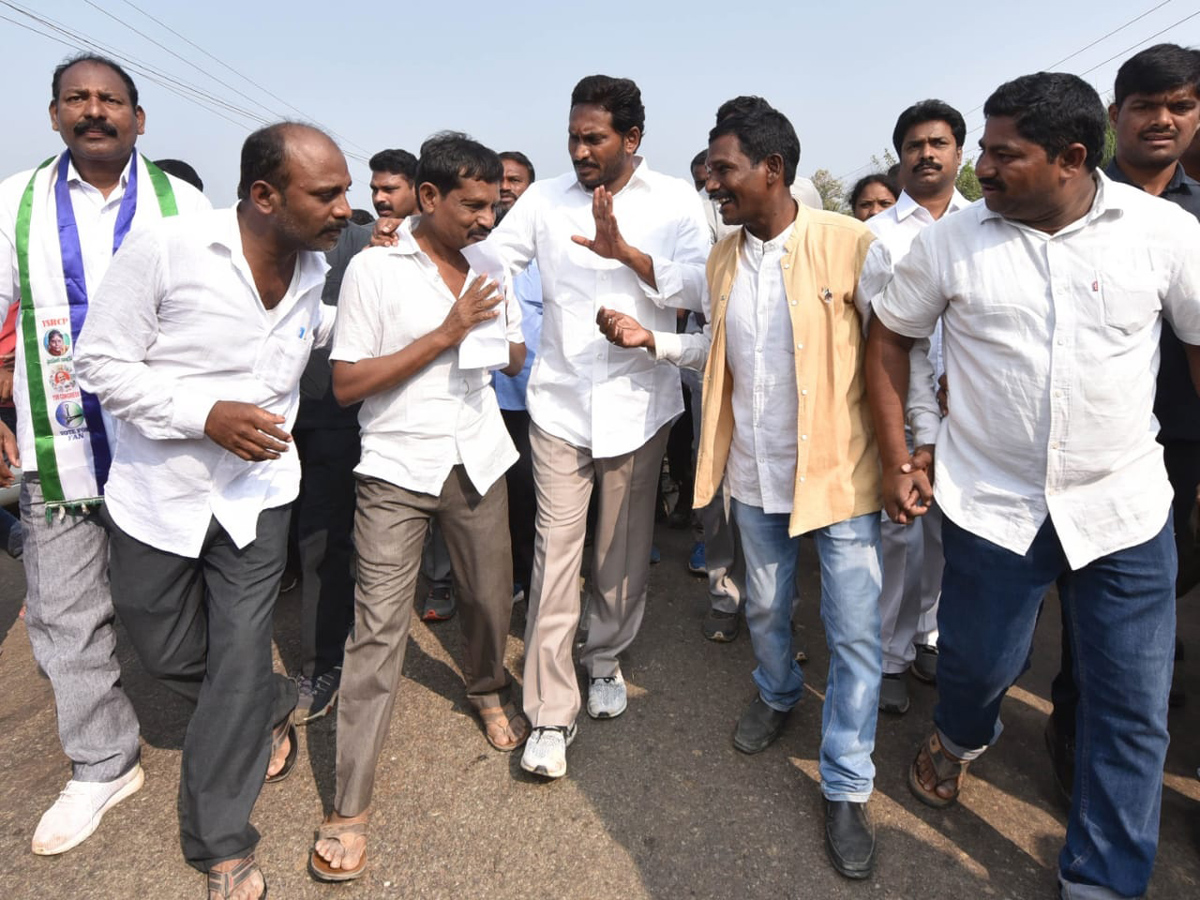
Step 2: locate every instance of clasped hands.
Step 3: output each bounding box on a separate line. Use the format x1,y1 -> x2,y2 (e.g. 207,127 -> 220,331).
883,444 -> 936,525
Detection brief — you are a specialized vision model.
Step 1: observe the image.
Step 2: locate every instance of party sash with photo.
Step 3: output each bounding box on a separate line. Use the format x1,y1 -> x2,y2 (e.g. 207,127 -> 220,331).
15,151 -> 178,512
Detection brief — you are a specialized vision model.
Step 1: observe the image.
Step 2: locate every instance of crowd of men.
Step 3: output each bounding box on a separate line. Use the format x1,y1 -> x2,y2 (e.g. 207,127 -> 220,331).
0,42 -> 1197,900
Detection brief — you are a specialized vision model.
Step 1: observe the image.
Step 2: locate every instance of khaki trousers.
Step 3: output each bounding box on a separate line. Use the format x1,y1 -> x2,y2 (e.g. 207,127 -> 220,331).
523,422 -> 670,727
335,468 -> 514,816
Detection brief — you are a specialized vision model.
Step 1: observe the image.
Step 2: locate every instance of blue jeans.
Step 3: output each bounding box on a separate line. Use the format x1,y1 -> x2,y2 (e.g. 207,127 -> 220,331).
936,515 -> 1174,900
732,502 -> 882,801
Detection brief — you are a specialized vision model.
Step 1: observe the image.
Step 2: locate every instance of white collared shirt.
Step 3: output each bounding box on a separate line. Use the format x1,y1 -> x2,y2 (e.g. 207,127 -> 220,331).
724,222 -> 797,513
0,155 -> 211,469
330,217 -> 522,496
874,172 -> 1200,568
488,157 -> 709,458
859,189 -> 972,445
75,207 -> 333,557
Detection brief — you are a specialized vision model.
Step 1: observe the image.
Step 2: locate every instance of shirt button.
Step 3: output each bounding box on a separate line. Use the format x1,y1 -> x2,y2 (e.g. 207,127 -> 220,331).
796,343 -> 803,350
1051,441 -> 1060,450
799,476 -> 805,483
790,300 -> 797,306
800,389 -> 808,396
782,262 -> 791,269
801,435 -> 808,441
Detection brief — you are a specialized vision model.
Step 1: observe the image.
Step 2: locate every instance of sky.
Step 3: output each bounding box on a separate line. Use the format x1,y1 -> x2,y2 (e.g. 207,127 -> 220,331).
1,0 -> 1198,208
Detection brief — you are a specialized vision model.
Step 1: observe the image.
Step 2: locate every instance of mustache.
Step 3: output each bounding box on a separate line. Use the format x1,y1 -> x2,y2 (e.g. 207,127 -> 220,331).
913,161 -> 941,172
978,178 -> 1004,192
74,117 -> 117,137
1140,128 -> 1177,138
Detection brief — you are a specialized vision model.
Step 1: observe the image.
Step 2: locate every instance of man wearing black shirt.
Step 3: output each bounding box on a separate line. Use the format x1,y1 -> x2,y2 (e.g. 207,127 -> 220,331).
1047,42 -> 1200,798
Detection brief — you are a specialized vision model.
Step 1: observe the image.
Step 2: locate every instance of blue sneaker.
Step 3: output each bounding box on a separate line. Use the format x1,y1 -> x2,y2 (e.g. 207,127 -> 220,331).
687,542 -> 706,577
649,544 -> 661,565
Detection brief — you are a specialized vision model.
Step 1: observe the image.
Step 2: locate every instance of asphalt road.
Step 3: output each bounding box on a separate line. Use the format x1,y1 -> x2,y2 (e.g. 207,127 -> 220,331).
0,521 -> 1196,899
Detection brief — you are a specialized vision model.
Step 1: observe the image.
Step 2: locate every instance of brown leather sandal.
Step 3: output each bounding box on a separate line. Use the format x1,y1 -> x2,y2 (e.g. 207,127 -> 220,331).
479,701 -> 531,752
265,718 -> 297,784
207,854 -> 266,899
908,731 -> 970,809
309,820 -> 368,883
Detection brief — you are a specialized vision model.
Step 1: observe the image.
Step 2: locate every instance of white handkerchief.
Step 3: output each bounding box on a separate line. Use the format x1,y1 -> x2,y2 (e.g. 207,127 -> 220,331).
458,242 -> 510,370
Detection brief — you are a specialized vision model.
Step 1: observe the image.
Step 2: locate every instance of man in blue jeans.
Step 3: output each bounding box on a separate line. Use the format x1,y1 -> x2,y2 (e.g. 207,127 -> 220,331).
599,101 -> 884,879
868,71 -> 1200,899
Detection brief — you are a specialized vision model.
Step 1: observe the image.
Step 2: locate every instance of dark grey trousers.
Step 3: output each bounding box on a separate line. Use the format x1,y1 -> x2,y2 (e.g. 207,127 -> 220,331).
104,505 -> 298,871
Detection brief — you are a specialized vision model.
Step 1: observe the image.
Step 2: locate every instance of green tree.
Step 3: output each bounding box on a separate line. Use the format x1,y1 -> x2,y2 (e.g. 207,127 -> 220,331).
956,158 -> 983,202
870,148 -> 898,172
811,168 -> 847,213
1101,118 -> 1117,168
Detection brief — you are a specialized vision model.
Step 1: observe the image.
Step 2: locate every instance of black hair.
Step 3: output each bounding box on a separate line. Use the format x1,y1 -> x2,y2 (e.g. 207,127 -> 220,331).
715,95 -> 772,123
709,107 -> 800,186
349,209 -> 375,226
369,148 -> 417,180
1114,43 -> 1200,108
849,173 -> 899,210
154,158 -> 203,192
983,72 -> 1107,171
237,121 -> 335,201
570,75 -> 645,135
892,99 -> 966,154
886,162 -> 902,182
52,53 -> 139,107
414,132 -> 502,207
498,150 -> 535,183
690,149 -> 707,169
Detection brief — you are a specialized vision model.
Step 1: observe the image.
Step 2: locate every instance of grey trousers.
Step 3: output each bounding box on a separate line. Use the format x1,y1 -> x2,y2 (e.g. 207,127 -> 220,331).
20,474 -> 140,782
523,422 -> 670,727
105,505 -> 297,872
879,506 -> 943,674
335,469 -> 515,816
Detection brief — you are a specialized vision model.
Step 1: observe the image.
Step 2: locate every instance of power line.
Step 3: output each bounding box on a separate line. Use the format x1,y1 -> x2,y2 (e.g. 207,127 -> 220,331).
0,2 -> 371,163
836,2 -> 1198,183
112,0 -> 373,156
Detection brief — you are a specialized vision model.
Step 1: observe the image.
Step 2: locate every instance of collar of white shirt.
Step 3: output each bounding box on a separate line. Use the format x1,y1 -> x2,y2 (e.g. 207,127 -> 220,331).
893,187 -> 971,223
205,207 -> 331,311
977,170 -> 1121,230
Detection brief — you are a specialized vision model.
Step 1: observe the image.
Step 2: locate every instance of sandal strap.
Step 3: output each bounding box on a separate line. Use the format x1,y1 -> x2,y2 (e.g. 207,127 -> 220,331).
924,732 -> 968,785
317,820 -> 369,841
207,855 -> 260,897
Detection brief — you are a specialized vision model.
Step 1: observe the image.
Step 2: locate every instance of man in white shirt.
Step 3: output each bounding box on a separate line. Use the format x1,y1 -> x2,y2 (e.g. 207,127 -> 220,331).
76,122 -> 350,900
489,75 -> 709,779
868,73 -> 1200,900
308,134 -> 527,883
858,99 -> 971,716
0,53 -> 209,857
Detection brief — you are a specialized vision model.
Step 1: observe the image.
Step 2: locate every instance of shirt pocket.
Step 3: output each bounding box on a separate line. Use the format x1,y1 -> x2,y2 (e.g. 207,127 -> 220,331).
255,329 -> 315,395
1100,272 -> 1161,335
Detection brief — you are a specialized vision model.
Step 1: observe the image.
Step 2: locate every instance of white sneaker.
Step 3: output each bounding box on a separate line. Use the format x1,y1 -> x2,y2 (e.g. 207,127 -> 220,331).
32,763 -> 144,855
587,672 -> 627,719
520,724 -> 577,779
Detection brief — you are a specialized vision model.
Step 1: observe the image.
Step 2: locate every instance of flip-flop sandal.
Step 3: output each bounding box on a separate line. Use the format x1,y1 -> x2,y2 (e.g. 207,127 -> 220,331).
265,720 -> 298,784
207,854 -> 267,899
908,731 -> 970,809
309,820 -> 368,882
479,701 -> 531,752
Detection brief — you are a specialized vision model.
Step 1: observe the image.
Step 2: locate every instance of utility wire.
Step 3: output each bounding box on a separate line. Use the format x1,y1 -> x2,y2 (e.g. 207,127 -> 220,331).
836,2 -> 1197,183
112,0 -> 373,156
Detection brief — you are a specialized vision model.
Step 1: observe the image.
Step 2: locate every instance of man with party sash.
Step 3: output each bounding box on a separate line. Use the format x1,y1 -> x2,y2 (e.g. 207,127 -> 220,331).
0,53 -> 208,856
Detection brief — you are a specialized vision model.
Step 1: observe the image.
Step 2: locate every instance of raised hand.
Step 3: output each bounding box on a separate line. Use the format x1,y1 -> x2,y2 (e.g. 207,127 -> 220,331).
572,187 -> 626,260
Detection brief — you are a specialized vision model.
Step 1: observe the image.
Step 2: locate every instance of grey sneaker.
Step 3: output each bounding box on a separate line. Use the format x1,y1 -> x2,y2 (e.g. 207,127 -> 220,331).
586,672 -> 627,719
702,607 -> 739,642
520,723 -> 578,779
295,668 -> 341,725
879,673 -> 910,714
911,644 -> 938,684
422,584 -> 455,622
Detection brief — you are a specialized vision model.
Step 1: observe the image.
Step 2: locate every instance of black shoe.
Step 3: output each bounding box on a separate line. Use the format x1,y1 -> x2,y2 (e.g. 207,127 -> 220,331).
295,667 -> 341,725
1044,716 -> 1074,803
733,695 -> 790,754
824,799 -> 875,879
